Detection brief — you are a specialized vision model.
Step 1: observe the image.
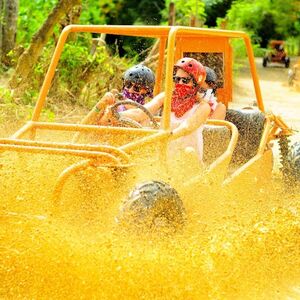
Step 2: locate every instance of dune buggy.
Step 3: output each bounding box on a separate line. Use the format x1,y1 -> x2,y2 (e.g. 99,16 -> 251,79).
263,40 -> 290,68
0,25 -> 299,225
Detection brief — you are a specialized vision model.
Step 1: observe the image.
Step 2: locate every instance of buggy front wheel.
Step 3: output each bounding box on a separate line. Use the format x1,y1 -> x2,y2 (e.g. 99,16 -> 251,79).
262,57 -> 268,67
285,57 -> 290,68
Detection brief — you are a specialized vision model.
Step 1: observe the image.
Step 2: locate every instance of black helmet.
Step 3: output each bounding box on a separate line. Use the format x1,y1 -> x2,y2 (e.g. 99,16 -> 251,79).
123,65 -> 155,91
205,66 -> 217,84
117,181 -> 186,230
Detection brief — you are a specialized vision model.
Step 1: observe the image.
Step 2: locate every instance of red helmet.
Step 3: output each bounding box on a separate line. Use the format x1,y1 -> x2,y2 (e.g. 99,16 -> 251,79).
174,57 -> 206,86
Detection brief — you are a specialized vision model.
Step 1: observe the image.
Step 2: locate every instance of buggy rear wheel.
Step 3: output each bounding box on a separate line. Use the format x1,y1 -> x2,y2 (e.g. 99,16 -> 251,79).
286,141 -> 300,182
285,57 -> 290,68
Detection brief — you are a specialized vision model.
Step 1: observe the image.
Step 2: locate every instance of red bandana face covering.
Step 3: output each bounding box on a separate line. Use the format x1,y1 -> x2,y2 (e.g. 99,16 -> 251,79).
171,84 -> 198,118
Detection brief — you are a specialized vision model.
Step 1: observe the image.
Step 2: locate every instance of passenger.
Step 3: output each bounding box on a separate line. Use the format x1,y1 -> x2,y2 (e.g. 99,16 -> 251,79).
79,64 -> 155,125
200,66 -> 226,120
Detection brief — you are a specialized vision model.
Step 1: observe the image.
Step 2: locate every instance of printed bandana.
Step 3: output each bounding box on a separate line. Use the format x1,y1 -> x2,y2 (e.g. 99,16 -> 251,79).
171,84 -> 198,118
122,88 -> 153,105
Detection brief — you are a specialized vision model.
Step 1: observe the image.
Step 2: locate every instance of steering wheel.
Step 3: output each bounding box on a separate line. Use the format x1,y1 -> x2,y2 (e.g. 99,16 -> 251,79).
110,100 -> 159,129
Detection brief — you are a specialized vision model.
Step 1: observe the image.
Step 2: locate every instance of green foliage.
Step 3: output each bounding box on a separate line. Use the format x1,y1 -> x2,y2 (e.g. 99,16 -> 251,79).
59,41 -> 92,88
226,0 -> 270,37
93,0 -> 165,58
80,0 -> 106,24
162,0 -> 206,25
270,0 -> 300,37
41,35 -> 132,108
18,0 -> 58,45
22,89 -> 39,106
224,0 -> 300,47
0,87 -> 13,103
0,87 -> 32,123
230,39 -> 247,59
230,39 -> 265,61
253,45 -> 266,58
256,12 -> 277,48
286,37 -> 300,56
97,0 -> 165,25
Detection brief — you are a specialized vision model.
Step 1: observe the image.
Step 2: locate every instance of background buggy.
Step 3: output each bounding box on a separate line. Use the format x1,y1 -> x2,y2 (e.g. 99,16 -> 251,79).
263,40 -> 290,68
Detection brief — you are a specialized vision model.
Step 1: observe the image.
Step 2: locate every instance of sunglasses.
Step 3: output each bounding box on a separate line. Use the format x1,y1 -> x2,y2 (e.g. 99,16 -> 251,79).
173,76 -> 193,84
124,81 -> 146,93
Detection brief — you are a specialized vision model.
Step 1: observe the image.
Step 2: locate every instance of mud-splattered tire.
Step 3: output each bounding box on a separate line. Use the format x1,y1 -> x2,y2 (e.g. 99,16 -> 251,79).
117,180 -> 186,230
225,108 -> 265,165
287,141 -> 300,181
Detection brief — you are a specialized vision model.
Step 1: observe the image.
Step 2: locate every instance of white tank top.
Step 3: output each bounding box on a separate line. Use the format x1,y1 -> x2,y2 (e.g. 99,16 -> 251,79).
169,103 -> 204,160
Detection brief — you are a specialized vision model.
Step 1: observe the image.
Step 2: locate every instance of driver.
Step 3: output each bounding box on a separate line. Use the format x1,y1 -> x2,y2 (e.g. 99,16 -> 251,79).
120,64 -> 155,108
79,64 -> 155,126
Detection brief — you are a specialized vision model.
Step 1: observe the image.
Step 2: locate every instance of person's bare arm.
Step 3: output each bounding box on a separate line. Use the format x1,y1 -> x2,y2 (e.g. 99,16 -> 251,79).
79,91 -> 116,125
210,102 -> 226,120
172,101 -> 211,138
72,92 -> 116,143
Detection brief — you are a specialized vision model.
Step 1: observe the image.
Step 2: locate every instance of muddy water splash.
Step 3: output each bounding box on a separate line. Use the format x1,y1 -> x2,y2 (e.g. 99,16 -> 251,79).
0,146 -> 300,299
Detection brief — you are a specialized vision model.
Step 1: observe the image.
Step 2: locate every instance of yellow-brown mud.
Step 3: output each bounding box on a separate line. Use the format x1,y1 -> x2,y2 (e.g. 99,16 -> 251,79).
0,145 -> 299,299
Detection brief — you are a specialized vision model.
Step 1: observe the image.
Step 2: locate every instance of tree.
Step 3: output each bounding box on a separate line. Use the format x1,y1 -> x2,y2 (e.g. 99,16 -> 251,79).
0,0 -> 19,64
256,12 -> 277,48
224,0 -> 300,48
204,0 -> 233,27
0,0 -> 3,57
163,0 -> 206,26
98,0 -> 166,57
9,0 -> 82,91
270,0 -> 300,37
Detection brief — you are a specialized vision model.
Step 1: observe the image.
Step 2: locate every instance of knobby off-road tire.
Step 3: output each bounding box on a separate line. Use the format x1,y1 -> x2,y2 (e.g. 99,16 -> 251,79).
225,108 -> 265,166
117,180 -> 186,231
288,141 -> 300,181
280,136 -> 300,184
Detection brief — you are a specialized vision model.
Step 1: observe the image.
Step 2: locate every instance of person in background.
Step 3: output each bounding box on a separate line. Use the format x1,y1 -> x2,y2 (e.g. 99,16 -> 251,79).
200,66 -> 226,120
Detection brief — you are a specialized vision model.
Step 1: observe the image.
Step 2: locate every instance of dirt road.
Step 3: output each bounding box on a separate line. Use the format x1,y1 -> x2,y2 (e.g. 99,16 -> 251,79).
233,56 -> 300,138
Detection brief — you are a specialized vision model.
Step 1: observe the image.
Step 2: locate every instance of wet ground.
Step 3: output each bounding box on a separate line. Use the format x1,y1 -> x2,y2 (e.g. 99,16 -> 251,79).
233,56 -> 300,133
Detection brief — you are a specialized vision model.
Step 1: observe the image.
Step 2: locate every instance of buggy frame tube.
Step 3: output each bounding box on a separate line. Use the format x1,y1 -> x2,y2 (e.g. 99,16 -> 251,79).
153,37 -> 167,96
243,36 -> 264,112
10,121 -> 33,139
163,26 -> 178,130
0,138 -> 130,163
0,144 -> 122,161
30,25 -> 265,126
52,160 -> 112,207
